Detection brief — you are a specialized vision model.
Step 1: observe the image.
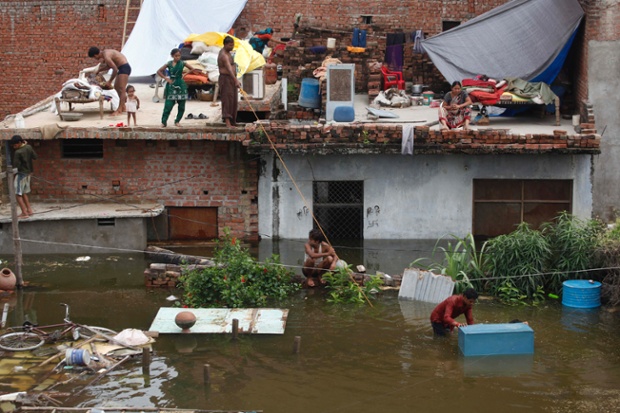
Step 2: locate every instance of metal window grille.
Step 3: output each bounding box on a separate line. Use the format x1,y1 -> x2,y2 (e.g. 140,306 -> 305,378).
313,181 -> 364,239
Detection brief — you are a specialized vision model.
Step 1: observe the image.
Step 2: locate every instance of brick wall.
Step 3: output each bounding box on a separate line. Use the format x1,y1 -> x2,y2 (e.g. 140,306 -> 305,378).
0,0 -> 514,117
573,0 -> 620,109
2,1 -> 616,121
0,0 -> 128,118
246,123 -> 601,155
30,139 -> 259,240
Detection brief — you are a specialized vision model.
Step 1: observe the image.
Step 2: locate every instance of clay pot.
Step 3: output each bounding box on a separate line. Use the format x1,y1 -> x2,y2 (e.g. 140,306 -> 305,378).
175,311 -> 197,333
0,268 -> 17,291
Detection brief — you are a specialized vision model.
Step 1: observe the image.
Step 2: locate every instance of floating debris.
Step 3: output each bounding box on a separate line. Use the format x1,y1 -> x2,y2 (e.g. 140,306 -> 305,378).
75,256 -> 91,262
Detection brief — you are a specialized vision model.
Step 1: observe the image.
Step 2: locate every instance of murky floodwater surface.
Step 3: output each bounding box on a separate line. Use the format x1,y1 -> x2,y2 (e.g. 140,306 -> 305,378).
1,242 -> 619,413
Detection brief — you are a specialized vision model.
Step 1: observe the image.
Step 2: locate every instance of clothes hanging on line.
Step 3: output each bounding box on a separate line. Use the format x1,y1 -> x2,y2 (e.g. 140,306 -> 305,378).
412,30 -> 425,54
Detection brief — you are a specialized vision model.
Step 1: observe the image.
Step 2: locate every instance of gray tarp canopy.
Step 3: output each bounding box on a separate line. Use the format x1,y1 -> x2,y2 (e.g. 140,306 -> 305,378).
421,0 -> 584,84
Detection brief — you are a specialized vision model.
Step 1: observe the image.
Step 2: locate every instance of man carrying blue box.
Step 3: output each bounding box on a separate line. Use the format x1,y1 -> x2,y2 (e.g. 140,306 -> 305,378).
430,288 -> 478,337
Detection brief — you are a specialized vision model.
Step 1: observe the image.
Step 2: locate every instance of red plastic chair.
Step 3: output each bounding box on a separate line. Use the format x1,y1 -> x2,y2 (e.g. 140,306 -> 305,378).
381,66 -> 406,90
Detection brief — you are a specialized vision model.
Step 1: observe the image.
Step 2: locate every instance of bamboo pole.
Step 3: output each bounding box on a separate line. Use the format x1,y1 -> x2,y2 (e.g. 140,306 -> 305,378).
73,355 -> 131,396
293,336 -> 301,354
203,364 -> 211,384
142,347 -> 151,375
4,141 -> 23,287
1,303 -> 8,328
231,318 -> 239,341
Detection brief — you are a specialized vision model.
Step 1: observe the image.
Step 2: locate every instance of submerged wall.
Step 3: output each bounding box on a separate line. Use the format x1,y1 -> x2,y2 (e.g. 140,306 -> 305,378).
259,153 -> 593,240
0,217 -> 145,254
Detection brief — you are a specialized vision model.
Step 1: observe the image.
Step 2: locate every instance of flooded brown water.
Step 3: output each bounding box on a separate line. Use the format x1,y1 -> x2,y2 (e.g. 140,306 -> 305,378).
1,245 -> 620,413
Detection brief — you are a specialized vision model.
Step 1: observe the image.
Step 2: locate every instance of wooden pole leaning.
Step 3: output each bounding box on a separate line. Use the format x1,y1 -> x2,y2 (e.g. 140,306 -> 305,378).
232,318 -> 239,341
4,141 -> 23,287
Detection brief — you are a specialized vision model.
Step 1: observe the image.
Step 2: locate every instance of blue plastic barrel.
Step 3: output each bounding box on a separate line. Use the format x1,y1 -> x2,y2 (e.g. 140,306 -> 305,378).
298,78 -> 321,109
562,280 -> 602,308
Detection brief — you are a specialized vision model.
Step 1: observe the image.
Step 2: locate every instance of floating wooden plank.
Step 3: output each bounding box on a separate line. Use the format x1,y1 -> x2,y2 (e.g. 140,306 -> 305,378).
398,268 -> 455,303
149,308 -> 288,334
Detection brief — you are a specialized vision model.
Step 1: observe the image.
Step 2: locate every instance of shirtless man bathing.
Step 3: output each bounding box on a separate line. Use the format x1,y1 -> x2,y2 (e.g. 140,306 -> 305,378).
88,46 -> 131,116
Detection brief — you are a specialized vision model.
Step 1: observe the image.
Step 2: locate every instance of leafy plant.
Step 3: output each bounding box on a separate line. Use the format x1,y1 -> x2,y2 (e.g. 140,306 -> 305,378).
541,212 -> 604,293
531,284 -> 546,306
485,222 -> 550,300
322,265 -> 383,305
498,281 -> 545,306
497,280 -> 528,306
594,220 -> 620,306
410,234 -> 487,293
179,230 -> 299,308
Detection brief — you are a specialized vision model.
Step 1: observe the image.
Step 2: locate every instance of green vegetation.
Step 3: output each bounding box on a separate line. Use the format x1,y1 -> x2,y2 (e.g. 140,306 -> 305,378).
179,230 -> 299,308
322,265 -> 384,305
410,213 -> 616,306
484,222 -> 551,301
410,233 -> 485,294
541,211 -> 604,294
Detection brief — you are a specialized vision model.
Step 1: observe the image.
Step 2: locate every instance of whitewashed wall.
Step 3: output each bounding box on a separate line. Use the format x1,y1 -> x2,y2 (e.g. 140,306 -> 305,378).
258,153 -> 593,240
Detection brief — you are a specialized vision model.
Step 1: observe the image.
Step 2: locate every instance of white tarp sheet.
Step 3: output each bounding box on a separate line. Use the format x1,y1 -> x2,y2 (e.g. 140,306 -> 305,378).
421,0 -> 584,83
121,0 -> 247,77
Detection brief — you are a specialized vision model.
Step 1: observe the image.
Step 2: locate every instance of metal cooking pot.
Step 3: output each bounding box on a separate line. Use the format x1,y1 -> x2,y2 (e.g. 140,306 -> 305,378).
411,84 -> 427,95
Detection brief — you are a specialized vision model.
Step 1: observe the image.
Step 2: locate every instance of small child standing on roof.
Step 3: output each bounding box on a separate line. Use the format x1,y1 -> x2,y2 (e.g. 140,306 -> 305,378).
125,85 -> 140,126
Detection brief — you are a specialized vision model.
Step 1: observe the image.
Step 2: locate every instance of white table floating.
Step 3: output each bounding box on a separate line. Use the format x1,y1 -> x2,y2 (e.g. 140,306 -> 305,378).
149,307 -> 289,334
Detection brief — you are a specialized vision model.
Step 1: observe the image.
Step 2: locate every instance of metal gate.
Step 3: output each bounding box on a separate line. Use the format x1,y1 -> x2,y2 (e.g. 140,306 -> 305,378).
313,181 -> 364,239
168,207 -> 218,240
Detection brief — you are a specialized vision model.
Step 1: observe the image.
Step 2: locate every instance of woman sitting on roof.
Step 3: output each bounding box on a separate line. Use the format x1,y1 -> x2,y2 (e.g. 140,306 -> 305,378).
439,81 -> 473,130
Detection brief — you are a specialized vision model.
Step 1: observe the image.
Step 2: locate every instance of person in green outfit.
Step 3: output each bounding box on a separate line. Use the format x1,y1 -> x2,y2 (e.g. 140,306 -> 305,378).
9,135 -> 38,219
156,48 -> 203,127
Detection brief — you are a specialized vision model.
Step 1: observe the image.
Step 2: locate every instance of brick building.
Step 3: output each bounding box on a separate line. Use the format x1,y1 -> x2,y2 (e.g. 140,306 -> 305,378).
0,0 -> 618,248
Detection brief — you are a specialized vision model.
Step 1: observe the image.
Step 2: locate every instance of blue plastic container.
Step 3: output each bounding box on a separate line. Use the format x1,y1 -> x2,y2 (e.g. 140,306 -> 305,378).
458,323 -> 534,357
298,78 -> 321,109
333,106 -> 355,122
65,348 -> 91,366
359,30 -> 367,47
352,28 -> 360,47
562,279 -> 602,308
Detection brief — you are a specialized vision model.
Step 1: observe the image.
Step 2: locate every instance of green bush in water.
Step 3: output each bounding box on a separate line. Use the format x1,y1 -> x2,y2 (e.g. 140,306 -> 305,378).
179,230 -> 299,308
485,222 -> 550,301
541,211 -> 605,294
410,233 -> 487,294
322,265 -> 384,305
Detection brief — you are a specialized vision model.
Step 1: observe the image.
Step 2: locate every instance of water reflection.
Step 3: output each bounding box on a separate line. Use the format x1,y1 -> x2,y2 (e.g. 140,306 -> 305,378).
461,354 -> 534,377
560,307 -> 601,333
0,251 -> 619,412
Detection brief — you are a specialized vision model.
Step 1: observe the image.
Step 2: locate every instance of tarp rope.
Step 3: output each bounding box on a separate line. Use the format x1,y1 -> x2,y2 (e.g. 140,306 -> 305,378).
239,87 -> 373,307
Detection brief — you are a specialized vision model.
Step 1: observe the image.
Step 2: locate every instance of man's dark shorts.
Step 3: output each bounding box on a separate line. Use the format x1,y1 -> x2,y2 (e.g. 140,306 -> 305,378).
118,63 -> 132,76
432,322 -> 450,337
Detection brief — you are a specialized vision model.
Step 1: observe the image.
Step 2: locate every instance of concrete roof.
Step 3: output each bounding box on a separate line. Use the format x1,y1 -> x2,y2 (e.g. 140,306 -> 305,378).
0,202 -> 164,224
6,77 -> 578,137
8,77 -> 278,131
